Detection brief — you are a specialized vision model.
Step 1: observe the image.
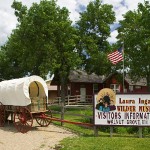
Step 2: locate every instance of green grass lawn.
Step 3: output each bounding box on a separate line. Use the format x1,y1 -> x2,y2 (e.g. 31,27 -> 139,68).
60,137 -> 150,150
49,105 -> 150,150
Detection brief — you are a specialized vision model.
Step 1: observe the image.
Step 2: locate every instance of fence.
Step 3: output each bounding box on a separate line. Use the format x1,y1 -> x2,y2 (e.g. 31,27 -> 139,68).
49,95 -> 93,106
48,104 -> 96,134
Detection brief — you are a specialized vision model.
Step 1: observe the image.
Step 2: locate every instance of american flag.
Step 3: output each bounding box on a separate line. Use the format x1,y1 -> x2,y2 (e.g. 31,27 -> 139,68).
108,47 -> 123,65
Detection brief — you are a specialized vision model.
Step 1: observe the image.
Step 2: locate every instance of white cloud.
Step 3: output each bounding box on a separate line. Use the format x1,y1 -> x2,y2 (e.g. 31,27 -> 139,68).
0,0 -> 17,45
17,0 -> 40,8
75,0 -> 91,9
57,0 -> 91,22
57,0 -> 79,22
125,0 -> 144,10
0,0 -> 145,46
103,0 -> 145,22
103,0 -> 145,42
107,30 -> 118,44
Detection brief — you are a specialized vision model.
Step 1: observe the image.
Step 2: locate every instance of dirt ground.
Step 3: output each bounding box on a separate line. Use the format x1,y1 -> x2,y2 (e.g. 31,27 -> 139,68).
0,121 -> 75,150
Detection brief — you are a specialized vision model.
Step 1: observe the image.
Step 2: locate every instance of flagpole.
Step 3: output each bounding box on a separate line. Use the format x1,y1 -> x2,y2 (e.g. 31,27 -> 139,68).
123,41 -> 125,93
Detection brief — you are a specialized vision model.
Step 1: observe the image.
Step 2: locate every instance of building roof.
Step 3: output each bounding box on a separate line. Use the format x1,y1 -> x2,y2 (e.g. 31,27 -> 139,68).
103,73 -> 147,86
69,70 -> 104,83
50,70 -> 147,87
125,75 -> 147,86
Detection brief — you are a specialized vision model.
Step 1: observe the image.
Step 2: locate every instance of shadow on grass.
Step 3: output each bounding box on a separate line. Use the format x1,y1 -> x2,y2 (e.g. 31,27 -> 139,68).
52,121 -> 150,139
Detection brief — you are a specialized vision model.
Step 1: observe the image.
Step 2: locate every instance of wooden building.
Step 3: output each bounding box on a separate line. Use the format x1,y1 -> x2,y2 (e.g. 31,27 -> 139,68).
46,79 -> 57,102
48,71 -> 149,104
103,73 -> 148,93
68,70 -> 104,97
49,70 -> 104,102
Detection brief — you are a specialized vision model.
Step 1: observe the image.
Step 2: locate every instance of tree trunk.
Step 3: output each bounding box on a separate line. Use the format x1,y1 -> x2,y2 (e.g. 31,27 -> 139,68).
147,74 -> 150,92
60,76 -> 66,126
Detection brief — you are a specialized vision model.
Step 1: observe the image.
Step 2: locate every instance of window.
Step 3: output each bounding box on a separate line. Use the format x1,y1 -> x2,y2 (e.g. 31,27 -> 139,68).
135,85 -> 141,89
110,84 -> 120,93
93,84 -> 98,93
129,85 -> 133,92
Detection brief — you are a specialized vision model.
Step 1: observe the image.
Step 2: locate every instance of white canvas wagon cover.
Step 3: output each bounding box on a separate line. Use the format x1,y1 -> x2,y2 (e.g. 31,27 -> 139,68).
0,75 -> 48,106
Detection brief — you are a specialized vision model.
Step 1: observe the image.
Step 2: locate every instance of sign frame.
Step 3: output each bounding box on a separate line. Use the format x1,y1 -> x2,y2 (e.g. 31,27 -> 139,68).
94,90 -> 150,127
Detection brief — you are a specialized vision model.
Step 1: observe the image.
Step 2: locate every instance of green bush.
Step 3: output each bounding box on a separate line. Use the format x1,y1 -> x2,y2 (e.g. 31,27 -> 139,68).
115,127 -> 128,134
99,126 -> 110,133
126,127 -> 138,134
143,127 -> 150,135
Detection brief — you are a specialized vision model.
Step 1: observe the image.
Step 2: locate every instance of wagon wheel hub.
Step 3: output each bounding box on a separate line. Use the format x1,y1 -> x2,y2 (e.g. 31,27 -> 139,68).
35,109 -> 52,127
19,115 -> 26,124
40,113 -> 47,119
14,107 -> 33,133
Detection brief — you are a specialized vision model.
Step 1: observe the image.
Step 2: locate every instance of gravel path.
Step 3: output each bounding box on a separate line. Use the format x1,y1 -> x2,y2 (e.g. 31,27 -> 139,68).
0,121 -> 75,150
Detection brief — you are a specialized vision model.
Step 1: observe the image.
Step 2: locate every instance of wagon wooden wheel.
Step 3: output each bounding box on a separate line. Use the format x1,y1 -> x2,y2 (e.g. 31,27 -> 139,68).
0,102 -> 5,127
35,109 -> 52,127
14,107 -> 33,133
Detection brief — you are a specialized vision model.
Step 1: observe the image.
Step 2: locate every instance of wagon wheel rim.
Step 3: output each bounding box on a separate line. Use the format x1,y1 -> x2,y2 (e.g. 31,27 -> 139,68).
14,107 -> 33,133
0,102 -> 5,127
35,109 -> 52,127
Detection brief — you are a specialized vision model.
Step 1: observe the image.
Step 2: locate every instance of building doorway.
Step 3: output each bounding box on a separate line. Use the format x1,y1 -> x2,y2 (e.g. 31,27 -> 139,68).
80,87 -> 86,101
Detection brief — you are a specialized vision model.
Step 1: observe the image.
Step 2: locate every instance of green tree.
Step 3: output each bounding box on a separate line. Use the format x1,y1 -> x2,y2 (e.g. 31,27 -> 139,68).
76,0 -> 115,75
117,1 -> 150,91
0,0 -> 81,121
10,0 -> 81,77
0,28 -> 26,79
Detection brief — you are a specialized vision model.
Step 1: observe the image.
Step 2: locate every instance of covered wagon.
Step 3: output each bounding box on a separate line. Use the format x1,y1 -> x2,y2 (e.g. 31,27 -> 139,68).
0,75 -> 52,133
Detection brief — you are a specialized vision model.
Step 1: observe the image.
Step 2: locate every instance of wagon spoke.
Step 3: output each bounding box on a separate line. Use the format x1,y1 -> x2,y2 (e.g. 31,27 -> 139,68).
42,119 -> 45,125
43,119 -> 47,125
35,109 -> 52,127
38,118 -> 42,126
20,125 -> 26,133
44,119 -> 49,125
14,107 -> 33,133
25,122 -> 29,127
39,118 -> 43,125
19,125 -> 23,132
25,121 -> 32,127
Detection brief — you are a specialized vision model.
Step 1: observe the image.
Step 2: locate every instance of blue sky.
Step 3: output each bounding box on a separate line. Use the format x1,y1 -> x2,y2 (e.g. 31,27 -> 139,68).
0,0 -> 145,46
